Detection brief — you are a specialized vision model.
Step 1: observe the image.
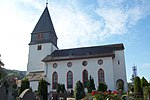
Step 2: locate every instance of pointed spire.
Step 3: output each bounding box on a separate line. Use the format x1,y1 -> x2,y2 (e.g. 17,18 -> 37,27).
32,6 -> 56,36
30,6 -> 58,47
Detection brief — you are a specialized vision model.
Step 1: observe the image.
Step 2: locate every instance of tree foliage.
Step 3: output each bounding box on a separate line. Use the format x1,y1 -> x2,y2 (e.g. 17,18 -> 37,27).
19,78 -> 29,94
38,79 -> 48,100
0,67 -> 6,82
134,76 -> 141,95
74,81 -> 85,100
141,77 -> 149,88
98,83 -> 107,92
87,75 -> 96,93
144,86 -> 150,100
60,84 -> 66,93
56,83 -> 66,93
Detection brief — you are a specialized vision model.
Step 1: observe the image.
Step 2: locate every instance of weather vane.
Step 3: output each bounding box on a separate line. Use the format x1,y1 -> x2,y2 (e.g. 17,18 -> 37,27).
46,0 -> 48,7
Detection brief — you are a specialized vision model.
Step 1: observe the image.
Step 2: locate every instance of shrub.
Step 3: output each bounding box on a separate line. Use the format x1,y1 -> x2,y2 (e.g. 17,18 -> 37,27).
38,79 -> 48,100
19,78 -> 29,94
60,84 -> 66,93
56,83 -> 61,93
98,83 -> 107,92
134,76 -> 141,95
141,77 -> 149,88
87,75 -> 96,93
144,86 -> 150,100
74,81 -> 85,100
56,83 -> 66,93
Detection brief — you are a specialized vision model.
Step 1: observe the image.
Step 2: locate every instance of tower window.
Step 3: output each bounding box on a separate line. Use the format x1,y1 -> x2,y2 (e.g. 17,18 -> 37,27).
37,33 -> 43,40
118,60 -> 120,65
37,45 -> 42,50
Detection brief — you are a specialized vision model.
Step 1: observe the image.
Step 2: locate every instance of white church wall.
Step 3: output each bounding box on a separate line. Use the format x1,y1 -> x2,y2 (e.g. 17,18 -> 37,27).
47,57 -> 116,92
27,43 -> 57,74
30,81 -> 38,92
113,50 -> 127,92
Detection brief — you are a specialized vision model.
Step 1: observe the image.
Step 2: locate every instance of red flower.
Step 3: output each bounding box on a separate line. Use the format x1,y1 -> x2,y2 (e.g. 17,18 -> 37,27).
104,91 -> 107,95
92,91 -> 96,95
113,91 -> 118,94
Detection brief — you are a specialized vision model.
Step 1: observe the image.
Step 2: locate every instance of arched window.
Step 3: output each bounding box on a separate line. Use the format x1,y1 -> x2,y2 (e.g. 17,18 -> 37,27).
116,79 -> 124,90
67,71 -> 73,89
98,68 -> 105,83
82,69 -> 88,87
52,72 -> 58,89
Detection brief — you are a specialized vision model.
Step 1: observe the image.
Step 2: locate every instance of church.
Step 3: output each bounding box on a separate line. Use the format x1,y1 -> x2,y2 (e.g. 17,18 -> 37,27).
26,5 -> 127,93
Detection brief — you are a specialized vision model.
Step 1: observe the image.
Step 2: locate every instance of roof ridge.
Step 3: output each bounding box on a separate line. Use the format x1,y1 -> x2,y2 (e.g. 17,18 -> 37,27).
56,43 -> 124,51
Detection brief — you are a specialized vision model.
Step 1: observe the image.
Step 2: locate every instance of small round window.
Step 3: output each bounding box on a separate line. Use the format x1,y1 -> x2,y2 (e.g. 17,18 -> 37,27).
82,61 -> 87,66
67,62 -> 72,67
98,59 -> 103,65
53,63 -> 57,68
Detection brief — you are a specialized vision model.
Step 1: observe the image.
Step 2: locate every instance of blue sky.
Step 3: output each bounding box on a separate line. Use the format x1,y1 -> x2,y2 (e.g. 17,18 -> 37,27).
0,0 -> 150,82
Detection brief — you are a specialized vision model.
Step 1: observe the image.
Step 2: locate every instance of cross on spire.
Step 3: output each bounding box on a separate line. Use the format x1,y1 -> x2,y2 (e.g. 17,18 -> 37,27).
46,0 -> 48,7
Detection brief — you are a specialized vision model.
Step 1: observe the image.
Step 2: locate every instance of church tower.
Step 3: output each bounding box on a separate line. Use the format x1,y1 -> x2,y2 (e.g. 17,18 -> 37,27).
27,6 -> 58,73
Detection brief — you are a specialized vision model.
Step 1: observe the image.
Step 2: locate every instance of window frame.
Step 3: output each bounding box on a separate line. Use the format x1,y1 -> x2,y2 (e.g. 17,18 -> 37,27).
67,71 -> 73,89
98,68 -> 105,83
37,45 -> 42,50
82,69 -> 88,87
52,72 -> 58,89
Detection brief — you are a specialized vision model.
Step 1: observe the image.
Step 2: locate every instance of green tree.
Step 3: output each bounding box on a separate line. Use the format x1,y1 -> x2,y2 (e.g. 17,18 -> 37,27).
134,76 -> 141,95
60,84 -> 66,93
56,83 -> 61,93
19,78 -> 29,94
57,83 -> 66,93
87,75 -> 96,93
0,67 -> 6,82
98,83 -> 107,92
74,81 -> 85,100
141,77 -> 149,88
128,82 -> 134,93
144,86 -> 150,100
38,79 -> 48,100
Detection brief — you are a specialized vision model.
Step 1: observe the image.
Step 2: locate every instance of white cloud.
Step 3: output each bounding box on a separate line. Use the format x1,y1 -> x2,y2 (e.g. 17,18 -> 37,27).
96,8 -> 128,34
96,0 -> 150,34
49,2 -> 107,49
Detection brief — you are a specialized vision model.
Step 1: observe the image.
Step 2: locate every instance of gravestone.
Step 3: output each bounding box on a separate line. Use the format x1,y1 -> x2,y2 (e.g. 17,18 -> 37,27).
0,84 -> 6,100
18,88 -> 36,100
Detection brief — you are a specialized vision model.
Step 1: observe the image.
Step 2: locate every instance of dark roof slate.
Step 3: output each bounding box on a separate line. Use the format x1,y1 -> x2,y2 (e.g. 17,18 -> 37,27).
32,6 -> 57,38
43,43 -> 124,62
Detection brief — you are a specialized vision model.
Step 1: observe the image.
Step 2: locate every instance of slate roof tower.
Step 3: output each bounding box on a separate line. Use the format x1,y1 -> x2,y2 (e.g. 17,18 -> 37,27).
29,6 -> 57,47
27,6 -> 58,73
